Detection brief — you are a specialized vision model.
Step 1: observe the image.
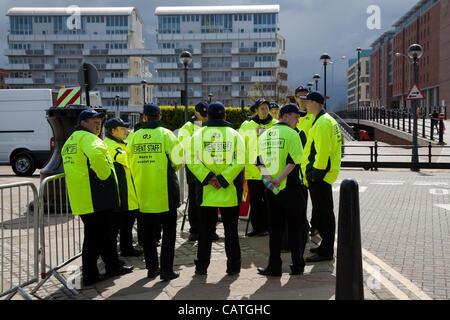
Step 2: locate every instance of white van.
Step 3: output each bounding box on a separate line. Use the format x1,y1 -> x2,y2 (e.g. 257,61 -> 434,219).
0,89 -> 54,176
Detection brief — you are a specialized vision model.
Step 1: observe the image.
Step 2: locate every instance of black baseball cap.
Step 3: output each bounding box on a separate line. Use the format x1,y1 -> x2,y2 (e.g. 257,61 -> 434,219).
279,103 -> 307,117
300,91 -> 325,104
269,102 -> 279,110
295,86 -> 309,95
143,103 -> 161,116
105,118 -> 130,131
208,101 -> 226,119
78,109 -> 105,122
195,101 -> 208,117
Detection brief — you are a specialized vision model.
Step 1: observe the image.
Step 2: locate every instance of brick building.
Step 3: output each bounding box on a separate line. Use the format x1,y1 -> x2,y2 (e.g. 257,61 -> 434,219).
370,0 -> 450,117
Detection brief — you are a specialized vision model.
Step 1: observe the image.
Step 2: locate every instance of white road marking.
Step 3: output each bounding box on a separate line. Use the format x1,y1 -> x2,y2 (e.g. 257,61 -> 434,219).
429,188 -> 450,195
413,182 -> 449,187
434,204 -> 450,211
369,181 -> 404,186
362,248 -> 432,300
362,260 -> 410,300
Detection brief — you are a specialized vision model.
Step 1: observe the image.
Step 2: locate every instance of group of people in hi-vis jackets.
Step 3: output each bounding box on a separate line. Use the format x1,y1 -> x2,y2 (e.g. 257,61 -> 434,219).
61,85 -> 342,286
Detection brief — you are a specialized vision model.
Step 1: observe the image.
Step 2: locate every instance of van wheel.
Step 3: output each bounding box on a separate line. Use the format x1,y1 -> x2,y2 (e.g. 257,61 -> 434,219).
12,152 -> 36,176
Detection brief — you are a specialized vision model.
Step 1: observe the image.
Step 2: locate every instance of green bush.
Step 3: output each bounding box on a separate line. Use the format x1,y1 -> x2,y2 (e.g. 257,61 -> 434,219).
159,106 -> 252,131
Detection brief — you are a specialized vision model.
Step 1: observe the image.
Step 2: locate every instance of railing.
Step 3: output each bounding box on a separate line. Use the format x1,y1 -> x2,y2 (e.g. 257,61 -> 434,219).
0,182 -> 38,300
31,173 -> 82,297
342,141 -> 450,170
337,107 -> 445,143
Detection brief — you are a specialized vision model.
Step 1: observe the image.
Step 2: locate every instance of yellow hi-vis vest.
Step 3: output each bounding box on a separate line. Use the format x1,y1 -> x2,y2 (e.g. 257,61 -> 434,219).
62,126 -> 120,215
104,135 -> 139,212
238,115 -> 277,180
301,110 -> 342,186
187,119 -> 245,207
127,121 -> 184,213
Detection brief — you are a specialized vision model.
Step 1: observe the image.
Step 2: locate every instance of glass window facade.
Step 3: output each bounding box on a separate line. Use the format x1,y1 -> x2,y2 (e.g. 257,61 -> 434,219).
201,14 -> 232,33
106,16 -> 129,34
253,13 -> 276,32
53,16 -> 86,34
158,16 -> 181,34
10,16 -> 33,35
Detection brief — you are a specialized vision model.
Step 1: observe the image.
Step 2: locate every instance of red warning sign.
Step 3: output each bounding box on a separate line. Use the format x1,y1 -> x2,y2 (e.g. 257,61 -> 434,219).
405,83 -> 425,101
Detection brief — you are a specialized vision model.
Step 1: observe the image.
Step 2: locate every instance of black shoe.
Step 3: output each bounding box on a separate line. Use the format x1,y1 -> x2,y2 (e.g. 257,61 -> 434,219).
188,233 -> 198,241
105,265 -> 134,277
118,258 -> 126,266
289,264 -> 304,275
121,248 -> 143,257
195,268 -> 207,276
160,271 -> 180,282
258,231 -> 269,237
147,268 -> 161,279
247,230 -> 260,237
211,232 -> 220,241
309,228 -> 320,237
257,267 -> 281,277
306,254 -> 333,263
309,247 -> 320,254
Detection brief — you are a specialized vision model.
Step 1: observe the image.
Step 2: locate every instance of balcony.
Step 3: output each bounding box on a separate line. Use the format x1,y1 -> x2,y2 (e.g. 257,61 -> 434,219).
154,63 -> 178,69
101,92 -> 131,99
102,77 -> 153,85
232,76 -> 251,82
251,76 -> 274,82
33,78 -> 55,84
254,61 -> 279,68
232,90 -> 247,97
231,48 -> 257,54
55,64 -> 80,72
231,62 -> 255,68
155,77 -> 181,83
257,47 -> 280,54
4,49 -> 53,56
8,34 -> 127,42
202,62 -> 231,69
202,48 -> 231,56
4,64 -> 30,70
55,78 -> 78,85
155,91 -> 181,98
54,49 -> 83,56
202,77 -> 231,84
105,63 -> 130,70
29,64 -> 53,70
5,78 -> 33,85
188,91 -> 202,98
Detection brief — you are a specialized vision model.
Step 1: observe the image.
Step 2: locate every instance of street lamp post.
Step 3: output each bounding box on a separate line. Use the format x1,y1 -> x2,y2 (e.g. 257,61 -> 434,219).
320,53 -> 331,110
179,51 -> 193,123
307,82 -> 313,92
141,80 -> 147,104
408,44 -> 423,172
115,95 -> 120,118
313,74 -> 320,91
395,52 -> 412,110
208,93 -> 213,104
356,47 -> 362,126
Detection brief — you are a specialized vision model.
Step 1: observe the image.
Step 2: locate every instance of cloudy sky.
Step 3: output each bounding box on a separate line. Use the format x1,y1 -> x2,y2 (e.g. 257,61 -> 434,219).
0,0 -> 418,109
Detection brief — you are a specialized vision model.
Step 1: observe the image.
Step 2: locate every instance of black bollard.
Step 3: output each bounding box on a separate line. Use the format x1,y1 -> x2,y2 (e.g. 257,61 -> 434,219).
335,179 -> 364,300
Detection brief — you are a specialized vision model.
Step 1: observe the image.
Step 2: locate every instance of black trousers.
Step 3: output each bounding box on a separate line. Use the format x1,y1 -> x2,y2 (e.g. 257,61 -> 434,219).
188,182 -> 200,234
80,211 -> 120,281
265,185 -> 307,271
112,210 -> 139,252
248,180 -> 269,233
281,185 -> 309,249
141,210 -> 177,274
308,181 -> 336,257
196,206 -> 241,271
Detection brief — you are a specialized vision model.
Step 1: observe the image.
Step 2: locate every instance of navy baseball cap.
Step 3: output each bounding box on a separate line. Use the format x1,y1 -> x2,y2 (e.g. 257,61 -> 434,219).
279,103 -> 307,117
195,101 -> 208,117
254,98 -> 269,109
143,103 -> 161,116
300,91 -> 325,104
208,101 -> 226,119
295,86 -> 309,95
269,102 -> 279,110
105,118 -> 130,131
78,109 -> 105,122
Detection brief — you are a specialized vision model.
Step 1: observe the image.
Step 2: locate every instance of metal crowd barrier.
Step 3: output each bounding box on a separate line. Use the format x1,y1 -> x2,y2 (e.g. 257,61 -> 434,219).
30,173 -> 82,297
0,181 -> 38,300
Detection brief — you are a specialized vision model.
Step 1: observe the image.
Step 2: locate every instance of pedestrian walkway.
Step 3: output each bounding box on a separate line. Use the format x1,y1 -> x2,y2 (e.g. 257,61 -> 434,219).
9,210 -> 377,300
